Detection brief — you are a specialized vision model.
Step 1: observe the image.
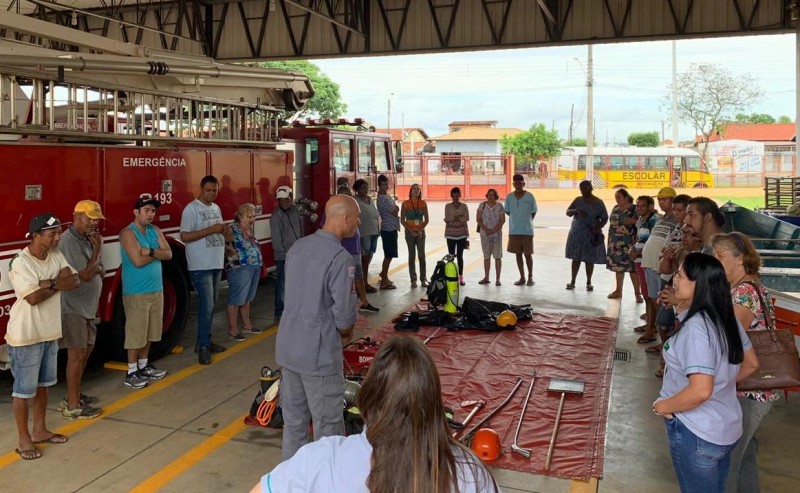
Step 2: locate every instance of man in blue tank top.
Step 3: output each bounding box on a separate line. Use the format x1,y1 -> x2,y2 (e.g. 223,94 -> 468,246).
119,197 -> 172,389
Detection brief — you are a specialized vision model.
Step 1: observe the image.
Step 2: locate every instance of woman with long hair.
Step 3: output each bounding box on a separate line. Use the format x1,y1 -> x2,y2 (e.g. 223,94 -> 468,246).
251,336 -> 499,492
565,180 -> 608,291
712,233 -> 777,493
224,203 -> 263,341
400,183 -> 429,288
653,253 -> 759,493
444,187 -> 469,285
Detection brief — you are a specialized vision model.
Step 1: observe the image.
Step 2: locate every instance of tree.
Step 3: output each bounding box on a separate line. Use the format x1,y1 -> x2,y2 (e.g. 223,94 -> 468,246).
564,137 -> 587,146
733,113 -> 776,124
778,115 -> 793,124
627,131 -> 660,147
256,60 -> 347,119
500,124 -> 561,163
664,63 -> 763,159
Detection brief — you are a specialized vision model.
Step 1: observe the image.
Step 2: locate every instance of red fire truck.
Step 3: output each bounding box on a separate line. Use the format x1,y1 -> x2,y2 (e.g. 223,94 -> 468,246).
0,15 -> 398,366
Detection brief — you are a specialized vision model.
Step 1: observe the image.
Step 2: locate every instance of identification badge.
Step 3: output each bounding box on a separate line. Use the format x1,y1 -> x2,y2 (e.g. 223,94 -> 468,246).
413,219 -> 420,226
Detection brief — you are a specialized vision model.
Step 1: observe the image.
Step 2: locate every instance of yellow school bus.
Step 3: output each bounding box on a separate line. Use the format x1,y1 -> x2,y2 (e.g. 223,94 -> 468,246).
557,147 -> 714,189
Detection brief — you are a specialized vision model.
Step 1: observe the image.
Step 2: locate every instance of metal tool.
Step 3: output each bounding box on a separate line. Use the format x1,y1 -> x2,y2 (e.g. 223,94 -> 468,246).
452,400 -> 485,438
459,377 -> 524,444
511,370 -> 536,458
423,326 -> 447,345
545,378 -> 586,470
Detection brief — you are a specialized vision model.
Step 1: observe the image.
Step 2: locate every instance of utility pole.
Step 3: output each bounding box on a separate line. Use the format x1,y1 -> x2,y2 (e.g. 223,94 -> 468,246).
387,92 -> 394,133
587,44 -> 594,178
661,120 -> 665,145
569,103 -> 574,143
672,40 -> 679,147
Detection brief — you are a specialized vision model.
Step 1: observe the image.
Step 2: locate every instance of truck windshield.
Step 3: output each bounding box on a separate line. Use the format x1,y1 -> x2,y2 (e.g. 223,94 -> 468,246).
358,139 -> 372,173
375,141 -> 389,172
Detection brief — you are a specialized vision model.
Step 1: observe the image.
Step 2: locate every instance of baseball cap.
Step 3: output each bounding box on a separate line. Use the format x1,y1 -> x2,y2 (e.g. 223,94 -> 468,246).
276,186 -> 292,200
27,213 -> 61,237
655,187 -> 677,199
512,174 -> 525,182
74,200 -> 105,220
134,196 -> 162,210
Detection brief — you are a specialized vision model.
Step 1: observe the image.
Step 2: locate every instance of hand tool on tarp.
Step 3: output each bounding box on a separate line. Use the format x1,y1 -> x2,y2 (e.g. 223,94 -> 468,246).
511,370 -> 536,458
451,400 -> 485,438
459,377 -> 524,444
545,378 -> 586,470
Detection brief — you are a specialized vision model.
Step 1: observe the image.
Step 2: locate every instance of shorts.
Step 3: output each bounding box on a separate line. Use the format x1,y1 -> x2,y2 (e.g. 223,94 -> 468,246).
644,268 -> 663,301
123,291 -> 164,349
636,264 -> 648,298
507,234 -> 533,255
380,230 -> 398,258
481,235 -> 503,259
59,313 -> 97,349
352,254 -> 364,280
227,265 -> 260,306
360,234 -> 378,256
9,340 -> 59,398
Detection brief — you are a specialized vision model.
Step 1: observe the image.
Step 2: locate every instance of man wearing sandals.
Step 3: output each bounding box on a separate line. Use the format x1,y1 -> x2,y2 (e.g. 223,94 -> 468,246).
505,174 -> 538,286
7,213 -> 79,460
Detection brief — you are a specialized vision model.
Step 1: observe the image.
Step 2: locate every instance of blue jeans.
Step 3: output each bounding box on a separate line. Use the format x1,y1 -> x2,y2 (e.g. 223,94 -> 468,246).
274,259 -> 285,318
665,416 -> 736,493
189,269 -> 222,349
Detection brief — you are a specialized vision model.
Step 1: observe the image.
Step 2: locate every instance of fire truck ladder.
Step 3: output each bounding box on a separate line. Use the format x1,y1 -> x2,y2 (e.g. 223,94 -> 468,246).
0,13 -> 313,146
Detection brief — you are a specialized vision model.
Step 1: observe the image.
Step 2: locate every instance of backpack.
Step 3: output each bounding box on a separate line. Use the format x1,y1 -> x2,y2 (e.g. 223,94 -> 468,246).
426,259 -> 449,308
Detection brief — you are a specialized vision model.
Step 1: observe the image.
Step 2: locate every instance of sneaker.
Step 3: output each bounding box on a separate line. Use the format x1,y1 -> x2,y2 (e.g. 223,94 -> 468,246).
243,327 -> 264,334
139,364 -> 167,380
198,347 -> 212,365
124,371 -> 148,389
62,404 -> 102,420
209,342 -> 227,353
229,332 -> 246,342
359,303 -> 380,313
57,393 -> 99,411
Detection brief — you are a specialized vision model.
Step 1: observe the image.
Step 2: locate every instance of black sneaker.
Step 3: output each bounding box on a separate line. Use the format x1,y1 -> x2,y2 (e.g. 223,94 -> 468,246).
139,364 -> 167,380
124,371 -> 148,389
209,342 -> 226,353
229,332 -> 246,342
359,303 -> 380,313
198,347 -> 212,365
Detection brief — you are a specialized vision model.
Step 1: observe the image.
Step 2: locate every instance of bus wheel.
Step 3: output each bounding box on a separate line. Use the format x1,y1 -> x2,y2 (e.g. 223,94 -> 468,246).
106,261 -> 190,362
693,182 -> 709,188
612,184 -> 628,189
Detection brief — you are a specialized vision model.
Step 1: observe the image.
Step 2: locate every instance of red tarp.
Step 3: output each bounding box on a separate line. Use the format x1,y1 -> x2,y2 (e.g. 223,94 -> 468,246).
375,308 -> 618,481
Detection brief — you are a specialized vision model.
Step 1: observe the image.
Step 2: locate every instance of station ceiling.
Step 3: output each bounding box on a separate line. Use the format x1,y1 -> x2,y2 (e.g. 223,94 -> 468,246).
1,0 -> 796,60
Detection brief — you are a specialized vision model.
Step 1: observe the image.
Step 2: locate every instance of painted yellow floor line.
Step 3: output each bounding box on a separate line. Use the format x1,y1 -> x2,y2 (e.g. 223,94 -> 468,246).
130,415 -> 249,493
0,326 -> 277,470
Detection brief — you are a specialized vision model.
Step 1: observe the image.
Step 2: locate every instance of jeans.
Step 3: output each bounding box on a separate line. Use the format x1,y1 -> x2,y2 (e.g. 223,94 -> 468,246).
189,269 -> 222,349
274,259 -> 285,318
665,416 -> 736,493
446,238 -> 466,276
727,397 -> 773,493
405,230 -> 427,282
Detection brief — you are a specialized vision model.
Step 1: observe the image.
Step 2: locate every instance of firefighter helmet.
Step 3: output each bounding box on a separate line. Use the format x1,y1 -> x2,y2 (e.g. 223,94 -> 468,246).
471,428 -> 502,461
496,310 -> 517,328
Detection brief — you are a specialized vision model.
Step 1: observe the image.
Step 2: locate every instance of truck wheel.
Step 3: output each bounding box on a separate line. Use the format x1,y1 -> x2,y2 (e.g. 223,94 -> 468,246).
106,261 -> 190,362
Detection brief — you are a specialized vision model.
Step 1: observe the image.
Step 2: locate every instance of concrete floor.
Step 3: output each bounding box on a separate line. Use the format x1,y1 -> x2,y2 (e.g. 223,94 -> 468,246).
1,198 -> 798,492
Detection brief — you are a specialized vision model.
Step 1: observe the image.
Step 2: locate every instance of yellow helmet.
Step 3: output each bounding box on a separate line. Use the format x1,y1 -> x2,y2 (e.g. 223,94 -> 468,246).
496,310 -> 517,328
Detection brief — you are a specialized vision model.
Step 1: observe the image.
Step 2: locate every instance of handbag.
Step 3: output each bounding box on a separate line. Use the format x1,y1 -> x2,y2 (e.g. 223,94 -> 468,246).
736,282 -> 800,391
476,202 -> 485,233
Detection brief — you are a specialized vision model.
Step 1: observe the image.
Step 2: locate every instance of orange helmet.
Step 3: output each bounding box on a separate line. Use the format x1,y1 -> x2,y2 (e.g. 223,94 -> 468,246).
471,428 -> 502,461
496,310 -> 517,329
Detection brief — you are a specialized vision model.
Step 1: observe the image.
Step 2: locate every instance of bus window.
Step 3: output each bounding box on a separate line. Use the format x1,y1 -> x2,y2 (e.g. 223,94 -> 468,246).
358,139 -> 372,173
686,156 -> 703,171
305,138 -> 319,165
578,156 -> 586,170
647,156 -> 667,170
624,156 -> 639,170
577,155 -> 603,170
375,141 -> 389,172
333,137 -> 352,172
610,156 -> 624,170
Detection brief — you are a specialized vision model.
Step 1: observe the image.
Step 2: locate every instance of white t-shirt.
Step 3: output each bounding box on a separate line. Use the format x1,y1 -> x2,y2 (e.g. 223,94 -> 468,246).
7,247 -> 75,346
180,199 -> 225,271
262,432 -> 500,493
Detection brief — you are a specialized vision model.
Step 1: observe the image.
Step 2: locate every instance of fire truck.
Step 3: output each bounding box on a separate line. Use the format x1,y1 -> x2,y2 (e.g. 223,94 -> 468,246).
0,13 -> 399,366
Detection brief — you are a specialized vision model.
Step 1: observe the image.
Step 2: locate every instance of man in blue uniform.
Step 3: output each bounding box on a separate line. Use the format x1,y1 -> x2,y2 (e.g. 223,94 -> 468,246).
275,195 -> 360,461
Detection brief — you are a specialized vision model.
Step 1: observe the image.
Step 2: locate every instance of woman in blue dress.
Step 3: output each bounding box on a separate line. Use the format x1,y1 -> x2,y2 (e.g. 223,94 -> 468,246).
565,180 -> 608,291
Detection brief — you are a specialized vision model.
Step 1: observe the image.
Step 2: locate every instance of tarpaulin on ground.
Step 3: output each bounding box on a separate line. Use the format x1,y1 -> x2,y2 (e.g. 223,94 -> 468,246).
375,305 -> 618,481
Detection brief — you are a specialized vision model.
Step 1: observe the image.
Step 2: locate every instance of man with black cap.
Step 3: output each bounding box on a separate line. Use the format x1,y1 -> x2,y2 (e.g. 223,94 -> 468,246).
57,200 -> 106,419
7,213 -> 79,460
119,196 -> 172,389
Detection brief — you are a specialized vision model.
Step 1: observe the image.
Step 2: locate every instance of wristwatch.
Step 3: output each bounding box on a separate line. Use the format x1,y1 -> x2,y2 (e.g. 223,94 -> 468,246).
49,279 -> 57,290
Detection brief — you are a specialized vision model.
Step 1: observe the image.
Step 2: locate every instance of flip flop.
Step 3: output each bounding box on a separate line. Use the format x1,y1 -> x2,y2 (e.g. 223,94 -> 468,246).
495,281 -> 502,286
636,295 -> 645,304
566,283 -> 575,290
514,280 -> 526,286
633,324 -> 647,333
586,284 -> 594,291
607,291 -> 622,299
478,279 -> 490,284
15,447 -> 42,460
33,433 -> 68,445
645,343 -> 663,353
639,313 -> 647,321
637,335 -> 657,344
380,284 -> 397,290
365,285 -> 378,293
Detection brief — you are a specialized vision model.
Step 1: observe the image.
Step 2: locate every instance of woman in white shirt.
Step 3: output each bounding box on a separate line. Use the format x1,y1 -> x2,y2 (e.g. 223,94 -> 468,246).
251,336 -> 501,493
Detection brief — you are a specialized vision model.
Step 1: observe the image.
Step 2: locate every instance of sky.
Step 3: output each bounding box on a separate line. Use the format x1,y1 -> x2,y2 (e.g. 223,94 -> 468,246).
311,34 -> 795,145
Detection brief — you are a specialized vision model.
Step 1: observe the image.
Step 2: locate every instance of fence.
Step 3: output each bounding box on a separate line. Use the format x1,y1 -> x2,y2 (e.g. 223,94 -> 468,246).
396,155 -> 512,200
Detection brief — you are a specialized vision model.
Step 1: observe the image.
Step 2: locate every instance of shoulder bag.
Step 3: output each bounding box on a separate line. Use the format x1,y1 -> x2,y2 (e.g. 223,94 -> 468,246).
476,202 -> 485,233
736,282 -> 800,391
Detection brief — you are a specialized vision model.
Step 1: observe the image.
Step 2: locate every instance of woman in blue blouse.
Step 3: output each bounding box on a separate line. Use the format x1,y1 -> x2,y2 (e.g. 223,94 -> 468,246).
225,203 -> 263,341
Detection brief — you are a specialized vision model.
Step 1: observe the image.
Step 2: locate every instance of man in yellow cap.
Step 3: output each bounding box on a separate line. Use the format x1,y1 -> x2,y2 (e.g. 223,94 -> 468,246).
57,200 -> 106,419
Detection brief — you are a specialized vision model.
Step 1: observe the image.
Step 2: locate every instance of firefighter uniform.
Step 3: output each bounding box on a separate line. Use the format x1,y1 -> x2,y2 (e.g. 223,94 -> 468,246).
275,229 -> 357,461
